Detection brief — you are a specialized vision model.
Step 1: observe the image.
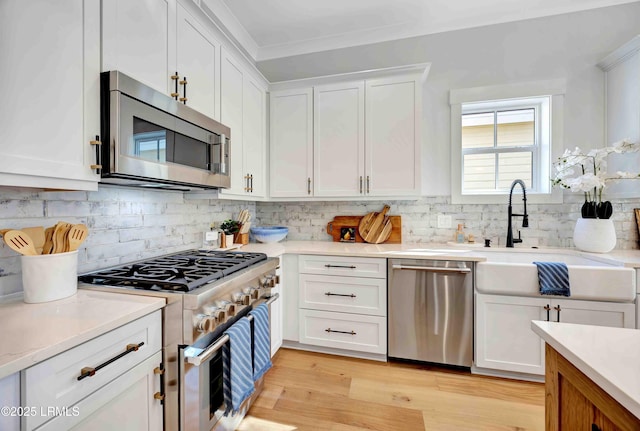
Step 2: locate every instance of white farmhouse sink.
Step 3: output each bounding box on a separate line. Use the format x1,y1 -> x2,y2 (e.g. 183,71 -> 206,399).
476,250 -> 636,301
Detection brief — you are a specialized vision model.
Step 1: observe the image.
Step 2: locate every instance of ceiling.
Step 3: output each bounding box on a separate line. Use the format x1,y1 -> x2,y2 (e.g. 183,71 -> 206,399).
207,0 -> 639,61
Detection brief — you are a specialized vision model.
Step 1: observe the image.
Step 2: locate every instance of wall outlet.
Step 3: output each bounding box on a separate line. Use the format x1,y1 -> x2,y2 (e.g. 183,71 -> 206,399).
437,215 -> 452,229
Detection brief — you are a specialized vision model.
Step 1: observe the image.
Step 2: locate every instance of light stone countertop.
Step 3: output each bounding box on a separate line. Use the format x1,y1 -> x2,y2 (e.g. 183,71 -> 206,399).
238,240 -> 640,267
532,321 -> 640,419
0,290 -> 165,380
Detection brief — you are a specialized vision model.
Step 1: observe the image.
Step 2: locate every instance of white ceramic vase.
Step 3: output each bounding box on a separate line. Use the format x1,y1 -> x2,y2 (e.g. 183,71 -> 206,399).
572,218 -> 616,253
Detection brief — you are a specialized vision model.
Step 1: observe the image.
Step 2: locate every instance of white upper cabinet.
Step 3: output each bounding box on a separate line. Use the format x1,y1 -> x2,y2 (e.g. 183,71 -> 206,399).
270,88 -> 314,198
176,3 -> 221,121
314,82 -> 365,197
0,0 -> 100,191
269,71 -> 423,199
365,75 -> 421,197
598,36 -> 640,198
218,48 -> 267,198
103,0 -> 221,120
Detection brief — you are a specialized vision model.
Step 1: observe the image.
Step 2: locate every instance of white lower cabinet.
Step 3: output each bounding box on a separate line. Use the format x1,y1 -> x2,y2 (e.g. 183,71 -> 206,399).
291,255 -> 387,359
475,294 -> 635,376
22,311 -> 163,431
270,259 -> 283,357
299,309 -> 386,354
0,373 -> 19,431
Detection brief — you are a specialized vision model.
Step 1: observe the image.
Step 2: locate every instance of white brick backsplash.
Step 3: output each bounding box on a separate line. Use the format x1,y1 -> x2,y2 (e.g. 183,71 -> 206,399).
0,184 -> 638,299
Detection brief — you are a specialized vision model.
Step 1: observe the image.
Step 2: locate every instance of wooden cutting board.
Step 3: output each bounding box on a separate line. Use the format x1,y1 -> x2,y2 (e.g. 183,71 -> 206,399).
326,215 -> 401,243
359,205 -> 392,244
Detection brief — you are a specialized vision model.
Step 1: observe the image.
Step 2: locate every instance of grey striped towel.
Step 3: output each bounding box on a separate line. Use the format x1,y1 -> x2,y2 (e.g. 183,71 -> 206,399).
249,303 -> 272,381
222,317 -> 255,416
533,261 -> 570,297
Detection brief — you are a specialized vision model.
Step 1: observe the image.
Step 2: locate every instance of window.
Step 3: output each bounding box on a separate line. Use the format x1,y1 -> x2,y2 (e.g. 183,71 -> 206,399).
450,80 -> 565,204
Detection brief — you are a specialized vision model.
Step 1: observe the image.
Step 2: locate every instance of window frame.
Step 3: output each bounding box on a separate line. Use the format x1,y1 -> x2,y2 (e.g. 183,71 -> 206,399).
450,79 -> 566,205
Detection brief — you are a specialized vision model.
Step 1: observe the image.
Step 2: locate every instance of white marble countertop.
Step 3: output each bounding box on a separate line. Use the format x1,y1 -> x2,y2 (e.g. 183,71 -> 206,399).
238,240 -> 640,267
532,320 -> 640,419
0,290 -> 165,379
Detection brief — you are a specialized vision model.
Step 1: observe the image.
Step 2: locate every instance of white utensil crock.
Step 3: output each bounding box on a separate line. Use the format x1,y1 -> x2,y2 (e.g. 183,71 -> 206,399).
21,250 -> 78,303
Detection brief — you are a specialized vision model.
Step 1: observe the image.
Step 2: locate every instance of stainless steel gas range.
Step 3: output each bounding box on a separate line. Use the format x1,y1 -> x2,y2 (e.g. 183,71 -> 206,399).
79,249 -> 279,431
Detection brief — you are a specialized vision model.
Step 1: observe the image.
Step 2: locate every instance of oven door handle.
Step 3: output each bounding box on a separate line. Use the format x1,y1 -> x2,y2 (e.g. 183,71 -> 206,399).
184,293 -> 279,367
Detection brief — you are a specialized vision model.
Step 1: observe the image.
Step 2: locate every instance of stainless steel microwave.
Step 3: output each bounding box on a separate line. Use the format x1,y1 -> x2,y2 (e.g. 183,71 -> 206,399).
99,71 -> 230,190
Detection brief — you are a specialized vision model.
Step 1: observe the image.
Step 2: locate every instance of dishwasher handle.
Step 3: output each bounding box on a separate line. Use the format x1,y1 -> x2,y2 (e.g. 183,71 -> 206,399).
391,264 -> 471,274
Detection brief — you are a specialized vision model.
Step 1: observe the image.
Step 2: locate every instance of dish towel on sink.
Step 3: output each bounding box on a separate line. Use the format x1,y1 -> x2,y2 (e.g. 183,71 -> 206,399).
222,317 -> 255,415
533,261 -> 571,297
249,303 -> 273,381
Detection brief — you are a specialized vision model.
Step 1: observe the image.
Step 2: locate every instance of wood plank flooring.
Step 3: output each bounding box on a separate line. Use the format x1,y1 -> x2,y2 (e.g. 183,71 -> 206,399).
239,348 -> 545,431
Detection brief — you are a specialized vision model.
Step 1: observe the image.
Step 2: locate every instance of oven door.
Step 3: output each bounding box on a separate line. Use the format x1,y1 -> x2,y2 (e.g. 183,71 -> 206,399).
180,294 -> 279,431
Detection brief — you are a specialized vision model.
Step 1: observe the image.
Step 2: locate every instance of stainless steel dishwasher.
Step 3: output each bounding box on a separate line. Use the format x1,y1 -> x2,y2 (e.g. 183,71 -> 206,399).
388,259 -> 473,367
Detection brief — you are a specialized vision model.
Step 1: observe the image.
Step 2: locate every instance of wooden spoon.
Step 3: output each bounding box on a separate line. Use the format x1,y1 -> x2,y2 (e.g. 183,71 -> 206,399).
3,230 -> 38,256
23,226 -> 45,254
67,224 -> 88,252
52,222 -> 72,254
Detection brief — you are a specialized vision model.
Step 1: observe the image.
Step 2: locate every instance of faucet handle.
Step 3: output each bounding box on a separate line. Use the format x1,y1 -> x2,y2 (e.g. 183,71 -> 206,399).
513,230 -> 523,244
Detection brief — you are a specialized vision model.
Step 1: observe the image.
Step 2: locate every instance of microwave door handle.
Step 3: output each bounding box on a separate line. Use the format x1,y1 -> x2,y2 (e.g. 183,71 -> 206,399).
219,133 -> 227,175
185,293 -> 279,366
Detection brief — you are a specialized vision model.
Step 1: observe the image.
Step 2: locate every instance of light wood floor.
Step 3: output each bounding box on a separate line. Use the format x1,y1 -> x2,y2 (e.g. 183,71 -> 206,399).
238,348 -> 545,431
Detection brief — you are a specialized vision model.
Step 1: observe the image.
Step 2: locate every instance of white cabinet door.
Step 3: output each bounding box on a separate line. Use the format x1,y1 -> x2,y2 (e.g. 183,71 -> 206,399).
102,0 -> 176,95
313,82 -> 365,197
0,0 -> 100,191
599,37 -> 640,198
365,75 -> 421,196
270,88 -> 314,197
281,255 -> 300,342
0,373 -> 19,431
475,294 -> 548,375
36,352 -> 163,431
176,3 -> 221,121
219,50 -> 267,198
553,298 -> 635,328
220,50 -> 245,194
243,77 -> 267,198
270,261 -> 283,356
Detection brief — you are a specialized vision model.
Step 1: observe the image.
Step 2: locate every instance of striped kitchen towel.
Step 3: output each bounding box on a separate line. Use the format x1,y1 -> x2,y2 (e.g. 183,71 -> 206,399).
222,317 -> 255,415
249,303 -> 273,381
534,261 -> 571,297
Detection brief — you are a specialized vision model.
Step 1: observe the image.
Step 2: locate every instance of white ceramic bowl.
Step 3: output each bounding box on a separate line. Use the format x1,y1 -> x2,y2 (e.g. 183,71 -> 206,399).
250,226 -> 288,243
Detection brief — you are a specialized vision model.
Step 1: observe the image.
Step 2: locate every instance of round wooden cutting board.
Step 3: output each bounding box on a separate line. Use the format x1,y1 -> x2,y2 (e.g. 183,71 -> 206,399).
358,205 -> 392,244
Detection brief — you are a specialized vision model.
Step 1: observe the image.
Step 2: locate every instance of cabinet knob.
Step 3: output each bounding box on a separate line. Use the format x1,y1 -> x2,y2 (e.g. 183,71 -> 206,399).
154,392 -> 165,401
153,367 -> 164,375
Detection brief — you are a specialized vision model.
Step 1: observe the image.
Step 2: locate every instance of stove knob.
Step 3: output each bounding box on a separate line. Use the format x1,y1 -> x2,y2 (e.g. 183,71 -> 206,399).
210,308 -> 226,322
233,292 -> 251,305
216,300 -> 236,317
195,315 -> 216,333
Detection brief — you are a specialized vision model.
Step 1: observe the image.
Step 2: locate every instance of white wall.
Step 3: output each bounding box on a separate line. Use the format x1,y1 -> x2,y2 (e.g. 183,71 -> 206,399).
257,2 -> 640,196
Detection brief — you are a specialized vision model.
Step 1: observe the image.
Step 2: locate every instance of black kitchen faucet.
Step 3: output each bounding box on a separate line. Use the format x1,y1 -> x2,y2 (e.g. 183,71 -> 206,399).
506,179 -> 529,247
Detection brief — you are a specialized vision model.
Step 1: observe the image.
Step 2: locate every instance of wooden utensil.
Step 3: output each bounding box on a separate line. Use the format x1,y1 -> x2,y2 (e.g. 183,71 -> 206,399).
23,226 -> 45,254
358,205 -> 393,244
67,224 -> 88,251
3,230 -> 38,256
239,221 -> 251,234
52,222 -> 72,254
42,227 -> 55,254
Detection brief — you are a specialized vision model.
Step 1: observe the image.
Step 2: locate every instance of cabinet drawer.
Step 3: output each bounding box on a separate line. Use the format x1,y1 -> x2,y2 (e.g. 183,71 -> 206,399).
23,310 -> 161,430
298,255 -> 386,278
299,309 -> 386,354
299,274 -> 386,316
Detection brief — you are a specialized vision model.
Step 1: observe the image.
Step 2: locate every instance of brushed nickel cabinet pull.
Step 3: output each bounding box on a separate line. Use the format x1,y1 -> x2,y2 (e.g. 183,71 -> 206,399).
359,176 -> 363,194
324,292 -> 356,298
325,328 -> 356,335
307,177 -> 311,195
366,175 -> 370,194
77,342 -> 145,381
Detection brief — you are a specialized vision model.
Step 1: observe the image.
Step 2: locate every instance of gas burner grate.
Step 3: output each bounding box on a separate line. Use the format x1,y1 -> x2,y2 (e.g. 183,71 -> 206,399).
79,250 -> 268,292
